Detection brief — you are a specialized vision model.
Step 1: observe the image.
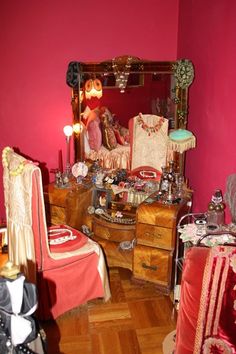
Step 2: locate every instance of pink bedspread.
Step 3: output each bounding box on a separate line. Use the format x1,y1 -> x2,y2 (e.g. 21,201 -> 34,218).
87,144 -> 130,170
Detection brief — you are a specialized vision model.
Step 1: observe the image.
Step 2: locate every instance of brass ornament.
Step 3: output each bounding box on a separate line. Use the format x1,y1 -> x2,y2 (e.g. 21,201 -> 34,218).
208,202 -> 215,211
173,59 -> 194,89
215,204 -> 222,212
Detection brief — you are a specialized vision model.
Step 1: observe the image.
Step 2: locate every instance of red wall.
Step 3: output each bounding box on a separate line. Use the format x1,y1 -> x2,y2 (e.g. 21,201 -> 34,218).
178,0 -> 236,221
0,0 -> 179,220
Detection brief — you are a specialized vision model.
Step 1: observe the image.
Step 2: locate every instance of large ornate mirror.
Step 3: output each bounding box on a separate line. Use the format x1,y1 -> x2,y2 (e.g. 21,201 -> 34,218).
66,56 -> 194,172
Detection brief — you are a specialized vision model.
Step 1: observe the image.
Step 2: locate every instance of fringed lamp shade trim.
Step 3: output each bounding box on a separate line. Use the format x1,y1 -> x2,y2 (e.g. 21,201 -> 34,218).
168,135 -> 196,153
168,129 -> 196,153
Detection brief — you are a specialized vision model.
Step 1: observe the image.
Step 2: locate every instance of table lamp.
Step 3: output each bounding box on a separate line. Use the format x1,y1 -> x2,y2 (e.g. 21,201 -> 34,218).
168,128 -> 196,175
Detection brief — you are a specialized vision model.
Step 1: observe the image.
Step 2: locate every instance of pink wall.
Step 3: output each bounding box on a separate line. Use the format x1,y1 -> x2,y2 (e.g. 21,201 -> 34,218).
0,0 -> 179,220
178,0 -> 236,221
2,1 -> 235,224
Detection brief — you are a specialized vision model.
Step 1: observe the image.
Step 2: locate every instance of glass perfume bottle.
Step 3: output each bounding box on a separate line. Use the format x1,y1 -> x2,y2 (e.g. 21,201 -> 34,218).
160,166 -> 169,193
175,173 -> 185,198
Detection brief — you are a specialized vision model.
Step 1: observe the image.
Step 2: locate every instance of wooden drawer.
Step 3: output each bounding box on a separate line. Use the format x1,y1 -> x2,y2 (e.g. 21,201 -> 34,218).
44,183 -> 93,230
136,223 -> 174,250
133,245 -> 173,287
92,216 -> 135,242
93,236 -> 133,271
137,198 -> 190,228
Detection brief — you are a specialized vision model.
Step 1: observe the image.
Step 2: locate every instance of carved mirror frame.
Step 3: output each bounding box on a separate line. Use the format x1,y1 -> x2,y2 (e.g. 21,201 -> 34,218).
66,56 -> 194,164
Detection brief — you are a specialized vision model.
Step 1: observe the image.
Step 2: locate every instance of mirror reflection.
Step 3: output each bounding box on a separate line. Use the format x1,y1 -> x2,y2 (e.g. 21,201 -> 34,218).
66,56 -> 194,174
78,72 -> 175,130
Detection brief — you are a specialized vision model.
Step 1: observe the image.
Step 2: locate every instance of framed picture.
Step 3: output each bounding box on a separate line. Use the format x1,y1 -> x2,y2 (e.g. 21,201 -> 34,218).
92,188 -> 111,209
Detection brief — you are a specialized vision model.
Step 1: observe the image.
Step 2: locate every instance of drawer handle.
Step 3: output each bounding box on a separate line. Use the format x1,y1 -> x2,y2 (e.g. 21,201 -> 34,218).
142,263 -> 158,271
144,232 -> 162,239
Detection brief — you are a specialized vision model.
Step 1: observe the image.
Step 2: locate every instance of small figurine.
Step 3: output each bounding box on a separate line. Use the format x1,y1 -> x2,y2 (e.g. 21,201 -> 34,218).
95,171 -> 105,187
55,170 -> 63,188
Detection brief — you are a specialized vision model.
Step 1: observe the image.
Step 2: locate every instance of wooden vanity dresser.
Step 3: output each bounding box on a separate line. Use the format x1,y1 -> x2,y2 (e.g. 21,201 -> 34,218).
44,184 -> 190,294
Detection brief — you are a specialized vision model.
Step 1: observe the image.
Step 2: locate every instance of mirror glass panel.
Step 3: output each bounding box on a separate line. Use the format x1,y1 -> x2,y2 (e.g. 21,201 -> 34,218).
80,72 -> 175,129
66,56 -> 194,164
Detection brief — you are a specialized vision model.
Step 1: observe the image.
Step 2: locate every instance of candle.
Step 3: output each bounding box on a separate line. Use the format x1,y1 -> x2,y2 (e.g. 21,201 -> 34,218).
58,149 -> 63,172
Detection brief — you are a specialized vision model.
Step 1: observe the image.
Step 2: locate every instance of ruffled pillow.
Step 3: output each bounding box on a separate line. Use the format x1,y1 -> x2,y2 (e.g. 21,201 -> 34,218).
113,119 -> 130,144
84,130 -> 91,155
87,118 -> 102,151
101,122 -> 117,150
100,106 -> 114,124
113,128 -> 125,145
85,108 -> 100,128
120,126 -> 130,143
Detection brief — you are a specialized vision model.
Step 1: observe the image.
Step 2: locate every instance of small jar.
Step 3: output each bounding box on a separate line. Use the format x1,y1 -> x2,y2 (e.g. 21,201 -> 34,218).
207,189 -> 225,226
207,209 -> 225,226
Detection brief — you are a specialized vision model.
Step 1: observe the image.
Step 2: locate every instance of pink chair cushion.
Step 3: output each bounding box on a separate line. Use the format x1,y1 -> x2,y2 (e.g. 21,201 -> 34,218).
48,225 -> 88,253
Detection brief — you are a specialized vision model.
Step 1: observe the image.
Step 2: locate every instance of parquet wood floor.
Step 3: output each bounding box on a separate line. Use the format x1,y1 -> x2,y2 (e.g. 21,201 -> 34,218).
0,253 -> 176,353
41,267 -> 177,354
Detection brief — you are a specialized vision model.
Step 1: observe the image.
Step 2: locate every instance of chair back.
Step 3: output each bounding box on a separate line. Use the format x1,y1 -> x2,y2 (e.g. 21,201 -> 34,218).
175,243 -> 236,353
2,148 -> 48,283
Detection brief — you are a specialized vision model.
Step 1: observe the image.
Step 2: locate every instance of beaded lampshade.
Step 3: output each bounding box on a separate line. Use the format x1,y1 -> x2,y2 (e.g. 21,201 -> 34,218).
168,128 -> 196,174
84,78 -> 103,99
168,129 -> 196,153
